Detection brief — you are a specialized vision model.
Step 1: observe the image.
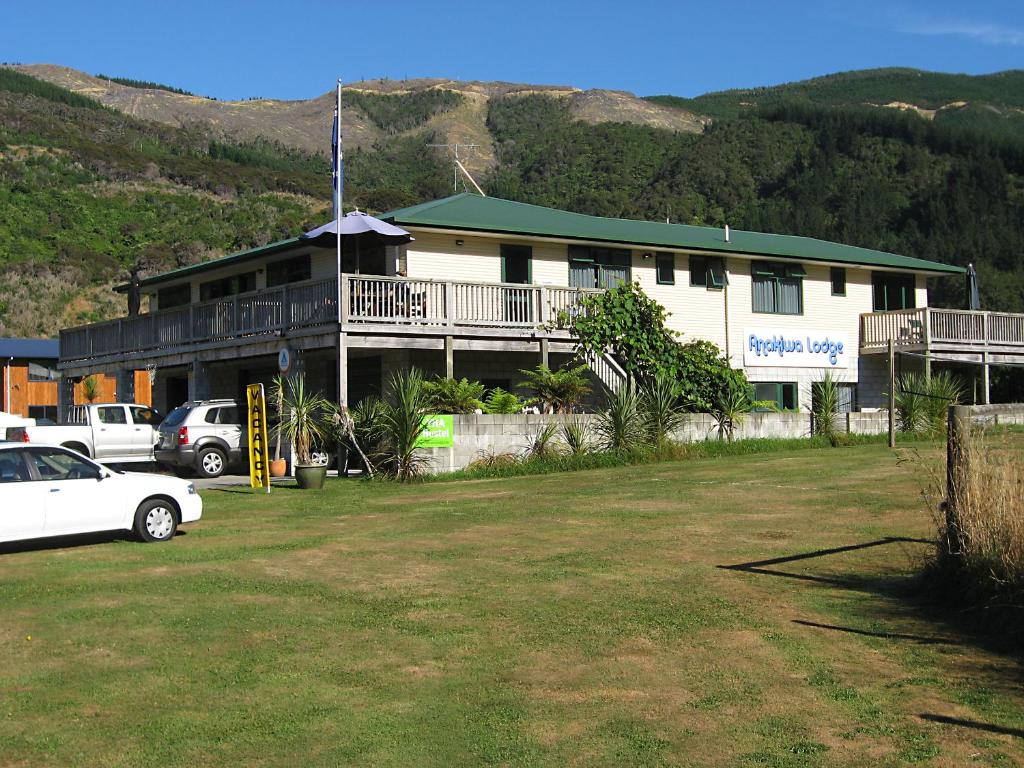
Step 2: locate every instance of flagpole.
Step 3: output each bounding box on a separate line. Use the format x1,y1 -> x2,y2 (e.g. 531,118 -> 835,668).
335,78 -> 344,411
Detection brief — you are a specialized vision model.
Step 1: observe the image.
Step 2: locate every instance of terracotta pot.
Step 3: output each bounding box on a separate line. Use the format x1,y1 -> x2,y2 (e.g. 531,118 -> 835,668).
294,464 -> 327,490
269,458 -> 288,478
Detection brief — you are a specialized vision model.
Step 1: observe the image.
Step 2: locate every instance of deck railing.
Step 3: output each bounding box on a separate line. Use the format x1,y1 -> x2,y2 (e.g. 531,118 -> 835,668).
59,275 -> 601,362
861,307 -> 1024,350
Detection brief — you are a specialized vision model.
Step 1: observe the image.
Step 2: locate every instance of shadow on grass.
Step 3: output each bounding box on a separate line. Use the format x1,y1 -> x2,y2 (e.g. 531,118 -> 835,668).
919,714 -> 1024,739
720,537 -> 1024,663
792,619 -> 956,645
716,537 -> 930,590
0,529 -> 187,555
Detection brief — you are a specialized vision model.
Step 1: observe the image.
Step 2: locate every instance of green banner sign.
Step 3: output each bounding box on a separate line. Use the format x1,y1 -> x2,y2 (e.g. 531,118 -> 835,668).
417,415 -> 454,448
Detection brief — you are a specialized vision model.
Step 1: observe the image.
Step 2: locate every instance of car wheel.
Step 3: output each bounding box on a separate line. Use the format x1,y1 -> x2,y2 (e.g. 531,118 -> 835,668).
196,447 -> 227,478
134,499 -> 178,543
309,449 -> 332,467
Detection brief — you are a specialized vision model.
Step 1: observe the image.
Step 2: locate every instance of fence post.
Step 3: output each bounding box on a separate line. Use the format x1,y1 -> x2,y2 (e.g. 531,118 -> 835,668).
945,405 -> 970,556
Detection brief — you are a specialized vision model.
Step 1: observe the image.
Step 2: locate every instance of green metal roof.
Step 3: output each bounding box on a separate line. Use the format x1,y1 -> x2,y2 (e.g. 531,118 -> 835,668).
130,192 -> 963,290
383,193 -> 965,275
118,236 -> 303,291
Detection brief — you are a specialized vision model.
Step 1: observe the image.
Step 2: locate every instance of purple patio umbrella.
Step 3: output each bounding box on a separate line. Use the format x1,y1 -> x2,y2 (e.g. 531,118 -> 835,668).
301,210 -> 413,245
301,210 -> 414,276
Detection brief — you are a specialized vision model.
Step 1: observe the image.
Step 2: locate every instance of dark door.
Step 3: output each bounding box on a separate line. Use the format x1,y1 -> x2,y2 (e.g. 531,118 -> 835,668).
501,245 -> 532,323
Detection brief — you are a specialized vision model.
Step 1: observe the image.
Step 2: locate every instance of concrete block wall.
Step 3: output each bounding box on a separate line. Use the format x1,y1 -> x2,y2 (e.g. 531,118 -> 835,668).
965,403 -> 1024,426
419,410 -> 891,474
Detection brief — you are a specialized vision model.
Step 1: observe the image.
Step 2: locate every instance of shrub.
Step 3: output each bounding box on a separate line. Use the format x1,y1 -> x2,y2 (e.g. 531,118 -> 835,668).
594,383 -> 645,452
523,422 -> 560,461
811,372 -> 841,444
896,372 -> 963,435
518,364 -> 591,413
422,376 -> 484,414
709,376 -> 752,441
482,387 -> 524,414
379,368 -> 430,481
561,415 -> 592,455
640,372 -> 686,444
275,375 -> 333,465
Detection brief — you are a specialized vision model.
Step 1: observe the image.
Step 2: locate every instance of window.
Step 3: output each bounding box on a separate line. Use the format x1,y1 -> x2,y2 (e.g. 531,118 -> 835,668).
28,448 -> 100,481
655,252 -> 675,285
199,272 -> 257,301
267,255 -> 311,287
568,245 -> 631,289
837,384 -> 856,413
28,406 -> 58,423
0,451 -> 30,483
204,407 -> 239,425
831,267 -> 846,296
689,255 -> 726,289
158,283 -> 192,309
754,382 -> 798,411
130,406 -> 161,426
813,383 -> 856,415
96,406 -> 127,425
27,361 -> 58,382
501,244 -> 532,284
872,272 -> 916,311
752,261 -> 804,314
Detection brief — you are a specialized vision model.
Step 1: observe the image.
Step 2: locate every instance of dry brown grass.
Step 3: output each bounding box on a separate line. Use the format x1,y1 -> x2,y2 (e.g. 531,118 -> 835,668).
932,429 -> 1024,631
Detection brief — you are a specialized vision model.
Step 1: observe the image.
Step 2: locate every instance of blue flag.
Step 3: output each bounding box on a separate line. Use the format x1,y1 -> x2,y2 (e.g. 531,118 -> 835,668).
331,107 -> 343,218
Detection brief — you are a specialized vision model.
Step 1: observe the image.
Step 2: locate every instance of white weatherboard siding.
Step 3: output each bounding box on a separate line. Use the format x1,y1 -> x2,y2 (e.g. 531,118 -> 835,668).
633,251 -> 729,349
405,232 -> 500,283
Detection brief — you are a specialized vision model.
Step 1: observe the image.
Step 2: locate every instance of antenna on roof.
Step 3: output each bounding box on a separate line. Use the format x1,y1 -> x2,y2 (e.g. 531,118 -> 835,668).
427,142 -> 486,195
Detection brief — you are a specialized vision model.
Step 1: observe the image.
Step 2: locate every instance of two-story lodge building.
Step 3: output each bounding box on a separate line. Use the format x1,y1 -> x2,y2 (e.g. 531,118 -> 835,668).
58,193 -> 1024,416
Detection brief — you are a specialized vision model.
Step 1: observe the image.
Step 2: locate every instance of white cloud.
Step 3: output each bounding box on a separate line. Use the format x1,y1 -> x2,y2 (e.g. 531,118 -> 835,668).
899,13 -> 1024,47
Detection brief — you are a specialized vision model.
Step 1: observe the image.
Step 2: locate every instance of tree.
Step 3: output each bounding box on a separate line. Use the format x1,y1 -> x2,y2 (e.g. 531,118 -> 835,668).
517,364 -> 591,414
570,282 -> 748,411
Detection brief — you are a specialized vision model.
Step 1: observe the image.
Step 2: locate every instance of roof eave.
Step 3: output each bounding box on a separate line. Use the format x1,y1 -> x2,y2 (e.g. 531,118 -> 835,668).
393,220 -> 966,275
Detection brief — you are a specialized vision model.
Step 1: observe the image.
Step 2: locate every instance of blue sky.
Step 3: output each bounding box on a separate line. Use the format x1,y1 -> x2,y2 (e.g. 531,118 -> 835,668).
3,0 -> 1021,100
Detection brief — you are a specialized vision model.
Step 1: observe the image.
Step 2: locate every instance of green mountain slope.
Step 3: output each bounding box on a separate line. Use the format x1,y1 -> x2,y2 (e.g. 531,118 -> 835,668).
647,68 -> 1024,143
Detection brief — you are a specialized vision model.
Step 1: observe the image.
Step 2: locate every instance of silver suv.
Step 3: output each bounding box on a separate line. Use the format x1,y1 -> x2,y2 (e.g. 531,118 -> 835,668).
156,400 -> 244,478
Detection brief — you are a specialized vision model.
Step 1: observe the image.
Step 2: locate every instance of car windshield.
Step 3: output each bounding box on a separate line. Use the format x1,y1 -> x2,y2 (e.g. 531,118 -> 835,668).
161,406 -> 192,428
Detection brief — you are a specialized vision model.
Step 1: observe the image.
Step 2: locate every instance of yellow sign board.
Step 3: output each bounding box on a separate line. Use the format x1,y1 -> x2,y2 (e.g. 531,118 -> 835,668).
246,383 -> 271,492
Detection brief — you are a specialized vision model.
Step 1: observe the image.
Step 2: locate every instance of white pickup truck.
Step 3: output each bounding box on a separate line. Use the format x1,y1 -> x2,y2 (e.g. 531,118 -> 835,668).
5,403 -> 163,464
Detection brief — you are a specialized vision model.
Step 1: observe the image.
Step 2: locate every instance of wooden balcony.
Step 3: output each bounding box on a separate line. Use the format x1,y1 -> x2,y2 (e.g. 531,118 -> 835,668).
860,307 -> 1024,355
59,275 -> 601,364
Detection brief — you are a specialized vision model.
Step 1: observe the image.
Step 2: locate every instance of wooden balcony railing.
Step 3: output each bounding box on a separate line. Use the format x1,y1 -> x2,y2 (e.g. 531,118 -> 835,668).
59,275 -> 601,362
861,307 -> 1024,350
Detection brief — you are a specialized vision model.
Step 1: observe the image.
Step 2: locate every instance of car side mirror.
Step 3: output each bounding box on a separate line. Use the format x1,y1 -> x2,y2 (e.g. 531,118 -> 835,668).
94,469 -> 106,482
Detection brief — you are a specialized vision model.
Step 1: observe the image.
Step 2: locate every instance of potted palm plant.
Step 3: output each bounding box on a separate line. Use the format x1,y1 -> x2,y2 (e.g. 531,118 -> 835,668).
267,375 -> 288,478
275,374 -> 332,489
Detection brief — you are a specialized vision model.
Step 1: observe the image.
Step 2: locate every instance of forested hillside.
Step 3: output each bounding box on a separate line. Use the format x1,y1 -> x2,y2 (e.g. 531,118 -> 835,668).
1,65 -> 1022,340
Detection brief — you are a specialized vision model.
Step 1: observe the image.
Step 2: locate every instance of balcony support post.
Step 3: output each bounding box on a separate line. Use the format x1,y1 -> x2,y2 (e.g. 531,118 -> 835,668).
922,308 -> 931,380
337,332 -> 349,406
888,337 -> 896,449
540,337 -> 549,369
188,360 -> 210,402
981,351 -> 990,405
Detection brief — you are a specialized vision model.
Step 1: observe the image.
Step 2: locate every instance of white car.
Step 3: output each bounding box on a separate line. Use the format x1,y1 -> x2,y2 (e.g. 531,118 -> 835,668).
0,443 -> 202,544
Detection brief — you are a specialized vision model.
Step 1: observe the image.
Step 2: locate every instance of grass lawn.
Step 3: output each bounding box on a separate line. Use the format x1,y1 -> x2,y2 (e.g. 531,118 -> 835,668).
2,440 -> 1023,767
